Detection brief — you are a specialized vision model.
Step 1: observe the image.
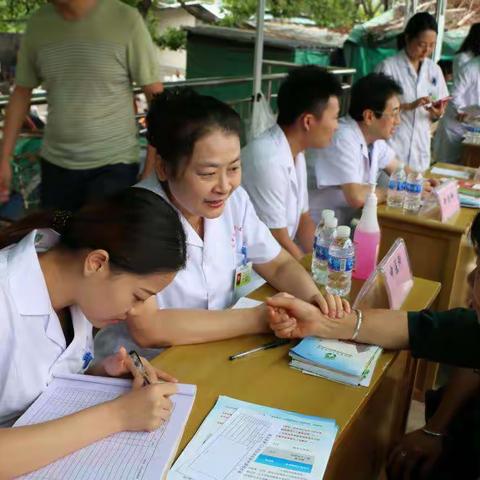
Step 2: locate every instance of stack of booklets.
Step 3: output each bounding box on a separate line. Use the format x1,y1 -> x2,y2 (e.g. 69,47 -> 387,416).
168,396 -> 338,480
289,337 -> 382,387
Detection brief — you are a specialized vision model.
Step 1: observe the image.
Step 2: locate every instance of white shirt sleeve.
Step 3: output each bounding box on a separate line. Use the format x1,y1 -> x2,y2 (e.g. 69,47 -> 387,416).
451,61 -> 474,112
298,155 -> 309,214
377,140 -> 396,169
243,159 -> 290,229
313,131 -> 364,186
239,190 -> 282,265
434,63 -> 449,99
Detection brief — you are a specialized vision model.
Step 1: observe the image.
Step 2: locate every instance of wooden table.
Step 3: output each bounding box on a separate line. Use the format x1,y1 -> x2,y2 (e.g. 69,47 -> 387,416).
461,142 -> 480,168
152,276 -> 440,480
377,163 -> 477,311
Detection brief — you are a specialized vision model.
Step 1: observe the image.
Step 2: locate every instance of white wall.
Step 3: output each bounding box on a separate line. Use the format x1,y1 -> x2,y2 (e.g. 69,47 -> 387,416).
153,8 -> 197,79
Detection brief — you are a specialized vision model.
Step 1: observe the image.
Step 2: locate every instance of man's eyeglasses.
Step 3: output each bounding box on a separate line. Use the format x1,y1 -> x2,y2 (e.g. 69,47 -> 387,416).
373,109 -> 401,119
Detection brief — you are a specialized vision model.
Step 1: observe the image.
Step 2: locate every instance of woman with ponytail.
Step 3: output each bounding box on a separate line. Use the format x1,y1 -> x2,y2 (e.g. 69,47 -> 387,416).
0,187 -> 186,478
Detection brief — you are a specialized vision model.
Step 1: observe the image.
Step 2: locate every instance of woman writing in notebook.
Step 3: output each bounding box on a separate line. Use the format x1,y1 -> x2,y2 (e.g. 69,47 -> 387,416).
0,188 -> 186,478
95,88 -> 348,359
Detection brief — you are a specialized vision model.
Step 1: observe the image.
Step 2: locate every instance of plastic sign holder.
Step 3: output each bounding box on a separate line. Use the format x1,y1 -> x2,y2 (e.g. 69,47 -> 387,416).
353,239 -> 413,310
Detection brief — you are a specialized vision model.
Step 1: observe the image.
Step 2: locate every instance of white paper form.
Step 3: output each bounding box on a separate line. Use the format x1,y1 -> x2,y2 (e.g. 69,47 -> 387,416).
176,409 -> 282,480
15,373 -> 196,480
168,397 -> 338,480
430,166 -> 471,180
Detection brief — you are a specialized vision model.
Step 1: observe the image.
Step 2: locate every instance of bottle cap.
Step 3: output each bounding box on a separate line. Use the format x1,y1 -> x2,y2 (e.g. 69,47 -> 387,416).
322,209 -> 335,221
336,226 -> 351,238
324,217 -> 338,228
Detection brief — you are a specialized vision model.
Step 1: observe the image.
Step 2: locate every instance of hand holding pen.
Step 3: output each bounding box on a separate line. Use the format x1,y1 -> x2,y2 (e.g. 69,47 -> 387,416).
99,346 -> 177,384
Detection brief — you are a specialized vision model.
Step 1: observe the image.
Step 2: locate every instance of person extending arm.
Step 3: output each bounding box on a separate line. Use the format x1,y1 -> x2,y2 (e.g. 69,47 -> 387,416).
128,250 -> 351,348
266,295 -> 480,368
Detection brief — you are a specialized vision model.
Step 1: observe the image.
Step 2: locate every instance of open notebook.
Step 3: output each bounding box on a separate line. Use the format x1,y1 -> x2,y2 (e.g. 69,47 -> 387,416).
14,373 -> 196,480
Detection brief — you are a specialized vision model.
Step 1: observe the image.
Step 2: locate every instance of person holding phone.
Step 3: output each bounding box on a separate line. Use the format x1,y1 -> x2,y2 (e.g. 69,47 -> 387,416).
375,12 -> 449,172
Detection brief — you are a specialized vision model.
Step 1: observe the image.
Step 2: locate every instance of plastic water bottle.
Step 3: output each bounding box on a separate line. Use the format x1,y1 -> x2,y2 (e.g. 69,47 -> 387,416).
326,226 -> 354,297
404,171 -> 424,212
387,162 -> 406,208
312,216 -> 338,285
311,209 -> 335,275
353,184 -> 380,280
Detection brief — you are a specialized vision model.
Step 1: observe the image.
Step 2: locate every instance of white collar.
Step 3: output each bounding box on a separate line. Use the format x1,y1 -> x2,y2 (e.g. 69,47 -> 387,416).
8,230 -> 57,316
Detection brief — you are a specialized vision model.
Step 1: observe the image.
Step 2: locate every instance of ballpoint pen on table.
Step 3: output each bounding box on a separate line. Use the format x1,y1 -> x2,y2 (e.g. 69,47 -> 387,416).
229,339 -> 290,361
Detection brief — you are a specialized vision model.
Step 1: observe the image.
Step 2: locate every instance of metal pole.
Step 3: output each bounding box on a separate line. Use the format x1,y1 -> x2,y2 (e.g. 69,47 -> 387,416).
404,0 -> 418,26
252,0 -> 266,99
434,0 -> 446,63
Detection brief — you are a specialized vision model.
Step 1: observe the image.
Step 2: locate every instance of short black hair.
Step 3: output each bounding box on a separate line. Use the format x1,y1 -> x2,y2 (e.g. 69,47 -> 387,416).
147,87 -> 242,178
458,23 -> 480,57
398,12 -> 438,50
276,65 -> 343,126
349,73 -> 403,122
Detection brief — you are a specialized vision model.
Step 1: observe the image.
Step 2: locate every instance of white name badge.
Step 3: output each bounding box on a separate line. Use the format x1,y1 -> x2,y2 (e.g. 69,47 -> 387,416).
233,261 -> 254,303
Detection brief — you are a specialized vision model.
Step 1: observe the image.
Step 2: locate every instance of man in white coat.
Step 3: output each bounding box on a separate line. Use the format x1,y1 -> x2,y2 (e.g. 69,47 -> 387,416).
307,73 -> 405,226
241,66 -> 342,260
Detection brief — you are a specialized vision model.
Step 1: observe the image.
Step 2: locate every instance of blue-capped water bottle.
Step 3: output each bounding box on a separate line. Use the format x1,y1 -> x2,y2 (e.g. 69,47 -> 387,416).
326,225 -> 354,297
311,210 -> 335,278
387,162 -> 406,209
311,215 -> 338,285
404,170 -> 423,212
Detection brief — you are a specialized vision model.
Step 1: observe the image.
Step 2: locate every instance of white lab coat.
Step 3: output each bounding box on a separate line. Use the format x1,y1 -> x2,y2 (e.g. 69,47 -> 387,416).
434,57 -> 480,164
241,124 -> 309,239
94,175 -> 282,360
453,51 -> 474,85
306,115 -> 395,226
0,230 -> 94,427
376,50 -> 449,172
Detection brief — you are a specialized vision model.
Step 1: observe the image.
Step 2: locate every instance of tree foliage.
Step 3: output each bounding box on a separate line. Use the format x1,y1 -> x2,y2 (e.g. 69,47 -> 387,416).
0,0 -> 155,32
220,0 -> 386,29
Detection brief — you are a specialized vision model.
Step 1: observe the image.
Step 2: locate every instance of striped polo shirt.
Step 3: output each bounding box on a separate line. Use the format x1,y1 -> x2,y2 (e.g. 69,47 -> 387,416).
15,0 -> 160,170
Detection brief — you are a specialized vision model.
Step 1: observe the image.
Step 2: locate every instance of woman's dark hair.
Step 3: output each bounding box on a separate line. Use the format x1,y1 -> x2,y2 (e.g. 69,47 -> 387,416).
471,212 -> 480,253
0,188 -> 186,274
277,65 -> 343,126
146,87 -> 242,178
349,73 -> 403,121
398,12 -> 438,50
458,23 -> 480,56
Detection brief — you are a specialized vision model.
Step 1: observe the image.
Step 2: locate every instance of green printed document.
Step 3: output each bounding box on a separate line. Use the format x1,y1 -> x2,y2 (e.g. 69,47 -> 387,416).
168,396 -> 338,480
289,337 -> 382,387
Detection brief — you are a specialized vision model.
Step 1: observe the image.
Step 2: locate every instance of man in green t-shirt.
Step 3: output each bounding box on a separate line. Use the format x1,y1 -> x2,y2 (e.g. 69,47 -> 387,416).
0,0 -> 163,210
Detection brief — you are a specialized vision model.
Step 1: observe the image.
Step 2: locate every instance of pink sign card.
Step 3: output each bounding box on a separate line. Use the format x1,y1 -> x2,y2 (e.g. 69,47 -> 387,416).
378,239 -> 414,309
435,180 -> 460,222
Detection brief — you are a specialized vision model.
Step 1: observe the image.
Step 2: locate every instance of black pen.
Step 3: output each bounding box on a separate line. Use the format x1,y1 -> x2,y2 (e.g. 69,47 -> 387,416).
229,339 -> 290,361
129,350 -> 152,385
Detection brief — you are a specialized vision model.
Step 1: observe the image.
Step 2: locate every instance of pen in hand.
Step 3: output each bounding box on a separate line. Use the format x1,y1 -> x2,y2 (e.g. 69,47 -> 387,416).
229,339 -> 290,361
129,350 -> 152,385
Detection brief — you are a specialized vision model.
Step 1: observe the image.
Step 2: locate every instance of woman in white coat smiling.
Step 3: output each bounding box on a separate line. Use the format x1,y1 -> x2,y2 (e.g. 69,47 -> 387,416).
376,12 -> 449,172
0,188 -> 186,478
95,88 -> 348,359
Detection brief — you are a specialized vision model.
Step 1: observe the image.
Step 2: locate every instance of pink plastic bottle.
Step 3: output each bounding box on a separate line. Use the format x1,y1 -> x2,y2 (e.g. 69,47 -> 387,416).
353,184 -> 381,280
